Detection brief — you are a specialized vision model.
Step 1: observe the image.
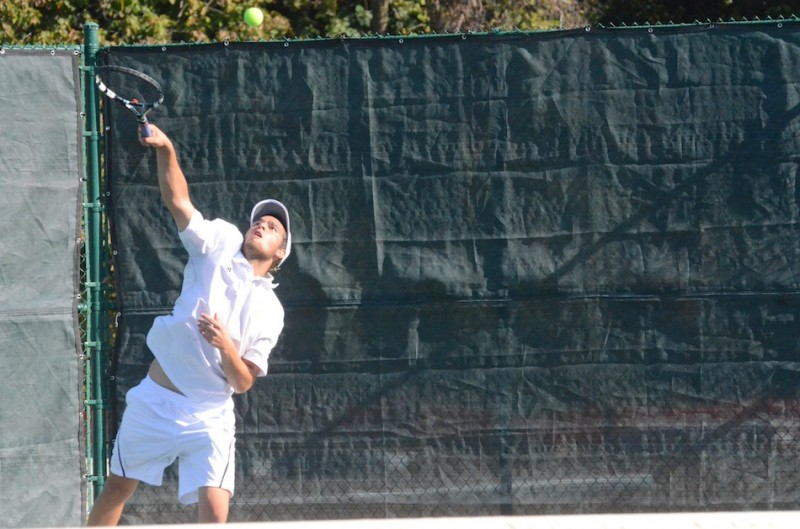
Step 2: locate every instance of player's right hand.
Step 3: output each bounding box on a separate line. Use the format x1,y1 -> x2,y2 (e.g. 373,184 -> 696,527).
138,123 -> 171,149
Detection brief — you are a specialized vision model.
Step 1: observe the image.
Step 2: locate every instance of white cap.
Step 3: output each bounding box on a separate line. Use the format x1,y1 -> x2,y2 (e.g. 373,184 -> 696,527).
250,199 -> 291,265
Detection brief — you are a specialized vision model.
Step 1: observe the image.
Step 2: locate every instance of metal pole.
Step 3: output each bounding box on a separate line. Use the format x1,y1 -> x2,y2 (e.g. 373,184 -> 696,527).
82,22 -> 107,506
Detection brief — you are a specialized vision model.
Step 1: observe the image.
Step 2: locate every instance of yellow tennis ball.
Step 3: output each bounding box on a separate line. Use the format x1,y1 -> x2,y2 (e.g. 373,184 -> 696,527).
244,7 -> 264,27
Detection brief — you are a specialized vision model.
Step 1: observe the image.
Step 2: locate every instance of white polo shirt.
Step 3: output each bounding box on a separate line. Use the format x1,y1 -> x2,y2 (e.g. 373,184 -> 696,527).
146,210 -> 284,406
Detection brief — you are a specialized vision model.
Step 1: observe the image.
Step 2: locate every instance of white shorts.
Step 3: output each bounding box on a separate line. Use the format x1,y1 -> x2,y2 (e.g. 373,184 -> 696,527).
109,375 -> 236,504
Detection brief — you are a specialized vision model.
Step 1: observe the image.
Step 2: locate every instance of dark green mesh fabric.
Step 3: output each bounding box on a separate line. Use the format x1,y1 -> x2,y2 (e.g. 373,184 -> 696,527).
105,24 -> 800,522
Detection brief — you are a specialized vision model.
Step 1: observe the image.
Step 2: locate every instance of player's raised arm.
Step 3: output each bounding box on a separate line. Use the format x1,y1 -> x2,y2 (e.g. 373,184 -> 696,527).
140,123 -> 195,231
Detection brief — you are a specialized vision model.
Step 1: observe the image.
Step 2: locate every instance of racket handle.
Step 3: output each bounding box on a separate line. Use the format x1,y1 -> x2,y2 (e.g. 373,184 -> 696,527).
140,122 -> 153,137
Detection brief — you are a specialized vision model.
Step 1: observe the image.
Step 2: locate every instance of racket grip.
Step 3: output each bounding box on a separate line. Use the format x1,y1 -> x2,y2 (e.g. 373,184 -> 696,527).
140,123 -> 153,138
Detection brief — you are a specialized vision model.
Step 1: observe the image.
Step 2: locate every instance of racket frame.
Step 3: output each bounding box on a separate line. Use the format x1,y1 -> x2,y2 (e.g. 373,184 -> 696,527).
95,65 -> 164,137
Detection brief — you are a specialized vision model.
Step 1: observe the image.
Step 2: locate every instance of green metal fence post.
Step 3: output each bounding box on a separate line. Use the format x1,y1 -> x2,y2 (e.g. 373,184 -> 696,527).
82,21 -> 107,507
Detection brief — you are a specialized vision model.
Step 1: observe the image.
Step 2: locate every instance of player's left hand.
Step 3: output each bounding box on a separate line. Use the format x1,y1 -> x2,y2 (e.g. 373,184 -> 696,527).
197,313 -> 233,350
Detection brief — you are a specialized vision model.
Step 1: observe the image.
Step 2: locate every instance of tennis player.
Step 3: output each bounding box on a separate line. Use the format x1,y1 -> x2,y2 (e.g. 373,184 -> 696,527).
87,123 -> 291,525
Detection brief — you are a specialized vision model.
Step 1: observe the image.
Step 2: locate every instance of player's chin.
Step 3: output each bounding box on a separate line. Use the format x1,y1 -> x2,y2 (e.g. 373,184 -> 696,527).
241,240 -> 269,261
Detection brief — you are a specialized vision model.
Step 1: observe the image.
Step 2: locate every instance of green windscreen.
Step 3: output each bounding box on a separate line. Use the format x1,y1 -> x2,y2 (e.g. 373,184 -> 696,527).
103,23 -> 800,522
0,49 -> 84,527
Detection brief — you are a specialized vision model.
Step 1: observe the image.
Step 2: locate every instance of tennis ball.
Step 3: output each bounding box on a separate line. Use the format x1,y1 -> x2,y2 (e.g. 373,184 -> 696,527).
244,7 -> 264,27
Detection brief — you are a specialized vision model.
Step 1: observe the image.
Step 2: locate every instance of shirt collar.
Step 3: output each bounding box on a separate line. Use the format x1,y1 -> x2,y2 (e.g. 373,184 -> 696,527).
254,272 -> 278,289
235,251 -> 279,289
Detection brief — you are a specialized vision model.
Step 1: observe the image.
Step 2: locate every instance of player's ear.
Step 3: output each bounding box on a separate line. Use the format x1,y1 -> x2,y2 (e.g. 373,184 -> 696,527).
276,247 -> 286,261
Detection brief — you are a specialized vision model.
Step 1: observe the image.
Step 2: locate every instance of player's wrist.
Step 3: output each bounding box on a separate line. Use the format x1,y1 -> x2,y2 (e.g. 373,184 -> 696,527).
155,139 -> 176,155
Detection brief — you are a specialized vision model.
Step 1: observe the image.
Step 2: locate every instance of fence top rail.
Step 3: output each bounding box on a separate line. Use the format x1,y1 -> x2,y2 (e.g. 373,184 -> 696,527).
0,45 -> 81,55
89,16 -> 800,51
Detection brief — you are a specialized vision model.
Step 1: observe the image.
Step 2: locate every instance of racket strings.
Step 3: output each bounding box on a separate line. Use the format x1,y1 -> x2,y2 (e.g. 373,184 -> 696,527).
96,66 -> 164,115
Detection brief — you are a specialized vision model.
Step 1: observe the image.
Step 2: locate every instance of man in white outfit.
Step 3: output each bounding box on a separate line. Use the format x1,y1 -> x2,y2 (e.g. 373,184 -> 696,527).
87,123 -> 291,525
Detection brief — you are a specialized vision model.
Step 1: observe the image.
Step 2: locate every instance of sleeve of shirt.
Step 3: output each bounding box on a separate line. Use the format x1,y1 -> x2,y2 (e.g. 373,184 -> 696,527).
242,301 -> 285,377
179,210 -> 243,257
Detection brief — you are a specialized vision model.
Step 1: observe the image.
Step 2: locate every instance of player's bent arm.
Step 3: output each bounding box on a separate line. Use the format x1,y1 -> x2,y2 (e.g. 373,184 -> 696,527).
220,346 -> 260,393
198,313 -> 260,392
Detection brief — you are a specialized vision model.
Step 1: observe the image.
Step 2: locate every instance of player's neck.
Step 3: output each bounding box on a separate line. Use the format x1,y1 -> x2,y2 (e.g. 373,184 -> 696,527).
248,257 -> 273,278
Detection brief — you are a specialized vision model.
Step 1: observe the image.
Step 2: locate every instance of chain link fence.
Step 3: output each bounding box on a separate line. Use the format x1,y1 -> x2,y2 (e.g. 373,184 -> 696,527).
96,21 -> 800,524
116,396 -> 800,523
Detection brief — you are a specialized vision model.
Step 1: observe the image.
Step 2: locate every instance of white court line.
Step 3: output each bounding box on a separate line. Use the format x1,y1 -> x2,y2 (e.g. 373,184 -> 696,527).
252,512 -> 800,529
56,511 -> 800,529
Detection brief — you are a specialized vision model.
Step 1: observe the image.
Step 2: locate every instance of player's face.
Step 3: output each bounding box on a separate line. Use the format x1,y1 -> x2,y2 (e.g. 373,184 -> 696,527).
244,215 -> 287,263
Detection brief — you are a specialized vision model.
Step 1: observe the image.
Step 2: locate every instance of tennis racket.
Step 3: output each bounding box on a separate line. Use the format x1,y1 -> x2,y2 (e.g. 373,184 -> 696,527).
95,65 -> 163,137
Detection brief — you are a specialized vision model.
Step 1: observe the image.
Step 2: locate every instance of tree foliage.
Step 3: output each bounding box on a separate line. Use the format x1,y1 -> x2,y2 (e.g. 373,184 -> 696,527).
3,1 -> 800,46
584,0 -> 800,25
1,0 -> 584,46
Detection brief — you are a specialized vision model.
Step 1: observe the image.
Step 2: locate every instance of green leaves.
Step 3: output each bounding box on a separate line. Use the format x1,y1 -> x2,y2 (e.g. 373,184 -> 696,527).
6,1 -> 800,46
0,0 -> 583,45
